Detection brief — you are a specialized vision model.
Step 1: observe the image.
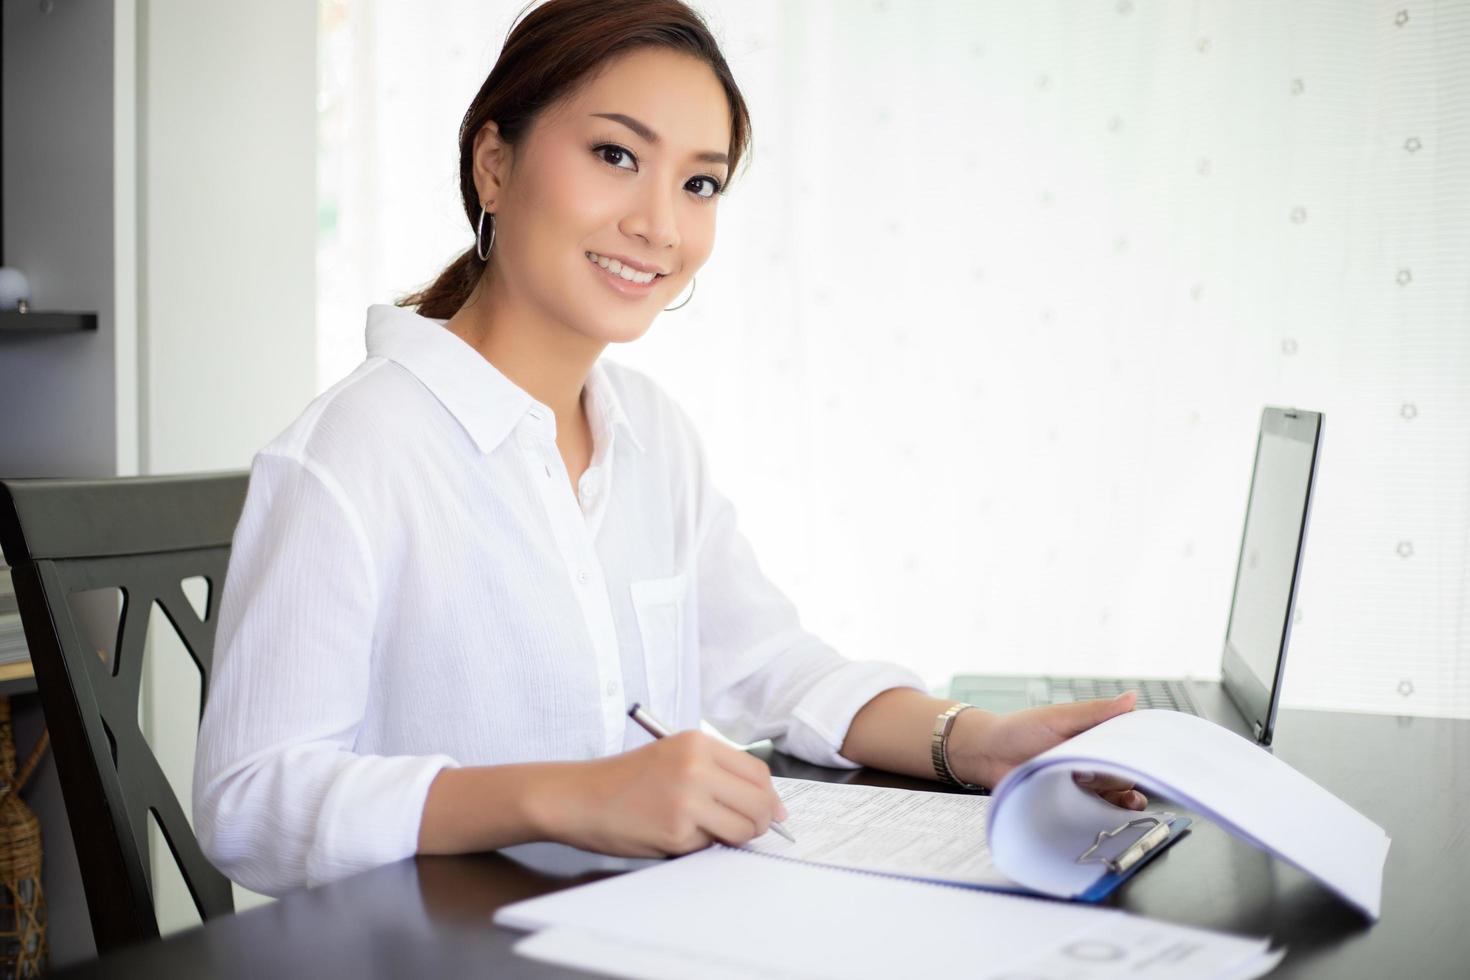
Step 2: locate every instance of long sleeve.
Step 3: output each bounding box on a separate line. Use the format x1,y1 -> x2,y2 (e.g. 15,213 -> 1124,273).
686,422 -> 929,768
193,451 -> 458,895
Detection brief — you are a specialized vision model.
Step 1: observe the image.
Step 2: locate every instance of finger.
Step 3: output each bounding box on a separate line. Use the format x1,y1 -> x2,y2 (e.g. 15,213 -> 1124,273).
709,768 -> 780,839
710,743 -> 787,819
1072,771 -> 1136,794
697,791 -> 762,846
1100,788 -> 1149,810
1055,691 -> 1137,737
709,739 -> 773,786
665,825 -> 714,856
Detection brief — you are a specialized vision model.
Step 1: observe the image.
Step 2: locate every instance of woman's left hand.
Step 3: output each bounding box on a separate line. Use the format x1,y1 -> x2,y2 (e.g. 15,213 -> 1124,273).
945,691 -> 1148,810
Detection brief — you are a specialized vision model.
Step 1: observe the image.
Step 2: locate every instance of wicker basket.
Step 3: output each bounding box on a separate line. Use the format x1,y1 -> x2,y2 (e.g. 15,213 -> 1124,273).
0,698 -> 47,978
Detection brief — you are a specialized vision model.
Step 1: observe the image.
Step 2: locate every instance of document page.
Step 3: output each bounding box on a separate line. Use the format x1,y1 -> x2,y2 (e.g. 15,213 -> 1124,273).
987,709 -> 1391,918
514,921 -> 1285,980
498,846 -> 1286,980
739,776 -> 1017,888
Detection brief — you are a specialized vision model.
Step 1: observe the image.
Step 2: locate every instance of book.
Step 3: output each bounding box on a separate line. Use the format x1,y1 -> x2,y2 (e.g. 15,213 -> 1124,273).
0,614 -> 28,665
0,566 -> 31,665
0,563 -> 16,615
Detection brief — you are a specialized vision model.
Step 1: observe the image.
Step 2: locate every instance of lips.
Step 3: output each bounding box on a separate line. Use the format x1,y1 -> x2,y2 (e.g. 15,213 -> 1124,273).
587,253 -> 663,296
586,250 -> 668,276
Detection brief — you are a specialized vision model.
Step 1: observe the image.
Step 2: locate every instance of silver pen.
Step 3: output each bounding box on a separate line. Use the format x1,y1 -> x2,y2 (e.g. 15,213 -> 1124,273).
627,702 -> 797,843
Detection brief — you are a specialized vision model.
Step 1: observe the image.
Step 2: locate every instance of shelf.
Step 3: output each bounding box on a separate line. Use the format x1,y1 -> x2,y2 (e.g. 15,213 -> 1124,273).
0,311 -> 98,334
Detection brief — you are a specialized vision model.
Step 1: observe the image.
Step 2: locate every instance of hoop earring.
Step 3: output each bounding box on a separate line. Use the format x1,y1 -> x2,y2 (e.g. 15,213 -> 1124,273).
476,204 -> 496,262
663,275 -> 696,311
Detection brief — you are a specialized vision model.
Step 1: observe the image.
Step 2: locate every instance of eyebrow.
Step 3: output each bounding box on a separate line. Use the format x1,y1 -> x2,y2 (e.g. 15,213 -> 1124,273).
589,112 -> 729,167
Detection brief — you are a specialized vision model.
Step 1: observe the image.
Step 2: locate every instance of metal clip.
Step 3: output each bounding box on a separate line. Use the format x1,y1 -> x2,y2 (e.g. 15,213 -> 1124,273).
1076,814 -> 1175,875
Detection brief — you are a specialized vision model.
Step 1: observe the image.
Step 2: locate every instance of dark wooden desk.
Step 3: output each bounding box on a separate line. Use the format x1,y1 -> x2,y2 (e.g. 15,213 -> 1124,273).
57,708 -> 1469,979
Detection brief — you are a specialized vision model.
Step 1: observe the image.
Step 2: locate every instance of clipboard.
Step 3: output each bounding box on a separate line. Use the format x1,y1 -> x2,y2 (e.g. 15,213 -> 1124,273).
1074,812 -> 1193,902
741,776 -> 1192,904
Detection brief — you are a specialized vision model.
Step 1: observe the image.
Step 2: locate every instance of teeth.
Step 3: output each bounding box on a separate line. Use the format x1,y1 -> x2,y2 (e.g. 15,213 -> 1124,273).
586,251 -> 658,284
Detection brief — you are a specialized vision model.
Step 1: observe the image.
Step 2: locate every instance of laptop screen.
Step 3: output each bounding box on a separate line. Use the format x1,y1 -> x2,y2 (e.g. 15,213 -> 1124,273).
1219,408 -> 1322,742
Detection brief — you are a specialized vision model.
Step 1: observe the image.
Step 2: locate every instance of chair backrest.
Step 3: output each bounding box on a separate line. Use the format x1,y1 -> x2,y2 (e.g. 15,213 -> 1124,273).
0,472 -> 248,953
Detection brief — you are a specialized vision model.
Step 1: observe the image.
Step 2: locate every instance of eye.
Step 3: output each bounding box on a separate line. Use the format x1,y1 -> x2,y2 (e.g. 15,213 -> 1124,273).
593,143 -> 724,200
688,176 -> 722,199
594,143 -> 637,171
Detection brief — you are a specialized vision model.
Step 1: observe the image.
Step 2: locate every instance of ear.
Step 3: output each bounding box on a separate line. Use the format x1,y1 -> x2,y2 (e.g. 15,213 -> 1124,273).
472,120 -> 512,209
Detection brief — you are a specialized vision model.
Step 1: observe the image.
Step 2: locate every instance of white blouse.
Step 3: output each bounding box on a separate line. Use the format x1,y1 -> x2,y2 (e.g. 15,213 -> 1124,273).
193,303 -> 927,896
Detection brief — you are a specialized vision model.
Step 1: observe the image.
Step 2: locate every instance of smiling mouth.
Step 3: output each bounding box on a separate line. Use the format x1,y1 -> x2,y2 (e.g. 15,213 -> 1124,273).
585,250 -> 666,284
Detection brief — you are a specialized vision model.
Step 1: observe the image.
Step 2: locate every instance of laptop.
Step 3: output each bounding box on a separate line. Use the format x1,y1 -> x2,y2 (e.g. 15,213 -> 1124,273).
947,406 -> 1323,746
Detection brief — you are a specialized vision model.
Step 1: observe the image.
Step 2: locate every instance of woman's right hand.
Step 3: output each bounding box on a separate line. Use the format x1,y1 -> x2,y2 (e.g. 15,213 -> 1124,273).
538,730 -> 789,858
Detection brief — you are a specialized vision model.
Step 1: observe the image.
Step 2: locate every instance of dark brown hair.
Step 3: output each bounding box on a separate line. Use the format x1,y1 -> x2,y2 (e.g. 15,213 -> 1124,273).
396,0 -> 752,319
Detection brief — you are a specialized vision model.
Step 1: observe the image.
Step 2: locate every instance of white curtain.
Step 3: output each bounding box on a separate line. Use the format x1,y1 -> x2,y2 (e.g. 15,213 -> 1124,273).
318,0 -> 1470,718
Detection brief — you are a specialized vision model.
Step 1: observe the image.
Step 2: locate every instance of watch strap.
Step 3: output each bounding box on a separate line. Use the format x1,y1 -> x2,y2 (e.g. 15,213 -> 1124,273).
931,703 -> 986,790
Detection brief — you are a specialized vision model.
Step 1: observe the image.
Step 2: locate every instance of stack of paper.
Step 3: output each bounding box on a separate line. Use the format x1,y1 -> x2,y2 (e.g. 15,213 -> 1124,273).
496,845 -> 1284,979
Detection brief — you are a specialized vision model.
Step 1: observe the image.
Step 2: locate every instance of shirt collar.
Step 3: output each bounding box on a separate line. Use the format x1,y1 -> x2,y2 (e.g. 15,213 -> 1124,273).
364,304 -> 645,456
582,351 -> 647,455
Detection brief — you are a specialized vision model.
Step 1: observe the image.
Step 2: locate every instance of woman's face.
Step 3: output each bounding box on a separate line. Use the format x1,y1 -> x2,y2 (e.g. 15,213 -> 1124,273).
473,47 -> 732,345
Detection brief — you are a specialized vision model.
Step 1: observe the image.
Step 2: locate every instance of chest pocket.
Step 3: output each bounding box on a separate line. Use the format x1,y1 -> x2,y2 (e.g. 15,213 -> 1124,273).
629,572 -> 690,726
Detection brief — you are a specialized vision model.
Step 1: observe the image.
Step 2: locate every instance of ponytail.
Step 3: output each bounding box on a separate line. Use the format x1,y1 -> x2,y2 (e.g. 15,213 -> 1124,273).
396,246 -> 486,321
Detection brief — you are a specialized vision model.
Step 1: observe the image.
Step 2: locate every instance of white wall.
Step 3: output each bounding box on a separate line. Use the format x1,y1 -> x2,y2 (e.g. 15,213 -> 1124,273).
139,0 -> 317,475
136,0 -> 316,935
321,0 -> 1470,721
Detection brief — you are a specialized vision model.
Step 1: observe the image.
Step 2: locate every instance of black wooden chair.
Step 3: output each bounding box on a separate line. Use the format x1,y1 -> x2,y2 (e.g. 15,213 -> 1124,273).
0,472 -> 249,953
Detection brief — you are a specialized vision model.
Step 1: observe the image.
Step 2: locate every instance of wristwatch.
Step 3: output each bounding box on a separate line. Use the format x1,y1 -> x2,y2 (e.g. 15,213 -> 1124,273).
931,703 -> 986,791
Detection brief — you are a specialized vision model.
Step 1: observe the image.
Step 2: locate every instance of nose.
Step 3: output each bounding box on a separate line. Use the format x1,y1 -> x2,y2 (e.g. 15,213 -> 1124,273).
621,178 -> 680,253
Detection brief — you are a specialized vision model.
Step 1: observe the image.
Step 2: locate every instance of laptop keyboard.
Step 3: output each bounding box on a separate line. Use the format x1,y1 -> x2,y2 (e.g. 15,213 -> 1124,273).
948,676 -> 1200,715
1049,678 -> 1197,713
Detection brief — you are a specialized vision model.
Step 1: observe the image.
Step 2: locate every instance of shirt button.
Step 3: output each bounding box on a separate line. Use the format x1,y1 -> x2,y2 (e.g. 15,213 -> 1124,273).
577,569 -> 590,584
605,680 -> 618,697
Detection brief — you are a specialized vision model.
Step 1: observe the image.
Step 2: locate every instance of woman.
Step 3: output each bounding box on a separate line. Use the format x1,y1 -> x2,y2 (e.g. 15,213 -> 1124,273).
194,0 -> 1144,896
